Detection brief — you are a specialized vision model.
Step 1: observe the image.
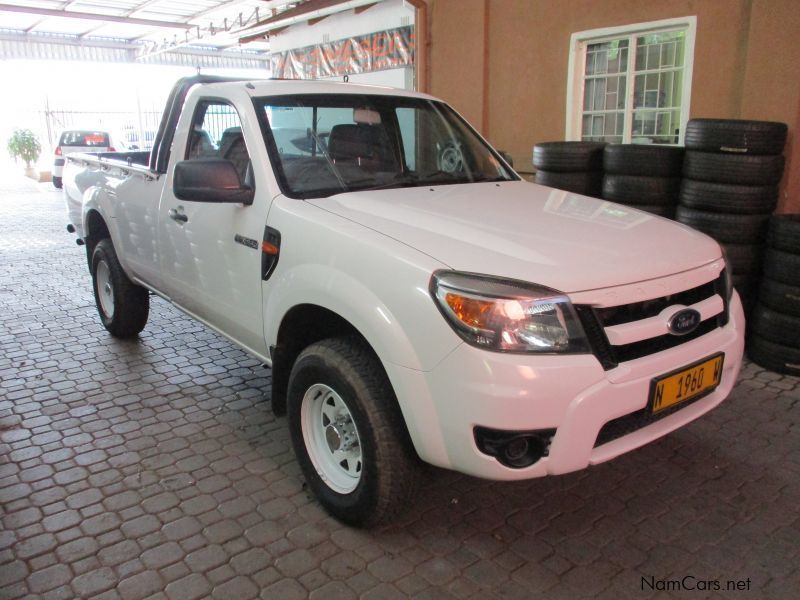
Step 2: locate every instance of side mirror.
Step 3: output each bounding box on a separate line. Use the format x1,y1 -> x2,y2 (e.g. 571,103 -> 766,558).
173,159 -> 254,204
498,150 -> 514,168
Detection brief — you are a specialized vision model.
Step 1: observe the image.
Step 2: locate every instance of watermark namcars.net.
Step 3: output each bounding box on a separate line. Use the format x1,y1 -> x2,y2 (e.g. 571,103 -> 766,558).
642,575 -> 752,592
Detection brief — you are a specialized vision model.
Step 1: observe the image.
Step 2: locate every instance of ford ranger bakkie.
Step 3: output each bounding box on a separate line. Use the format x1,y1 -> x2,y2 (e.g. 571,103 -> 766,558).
63,76 -> 745,526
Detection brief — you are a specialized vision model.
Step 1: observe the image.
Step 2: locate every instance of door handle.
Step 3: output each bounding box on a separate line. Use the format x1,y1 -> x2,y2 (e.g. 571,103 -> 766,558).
168,208 -> 188,223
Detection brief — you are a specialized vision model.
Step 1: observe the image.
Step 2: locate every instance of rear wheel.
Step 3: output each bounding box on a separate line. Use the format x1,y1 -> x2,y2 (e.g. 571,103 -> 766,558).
91,239 -> 149,337
287,337 -> 420,527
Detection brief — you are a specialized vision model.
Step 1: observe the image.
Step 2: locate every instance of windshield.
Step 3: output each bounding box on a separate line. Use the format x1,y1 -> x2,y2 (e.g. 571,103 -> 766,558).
255,94 -> 516,199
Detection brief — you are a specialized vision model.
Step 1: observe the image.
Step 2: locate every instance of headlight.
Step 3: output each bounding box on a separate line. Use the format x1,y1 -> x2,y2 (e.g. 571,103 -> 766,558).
430,271 -> 591,353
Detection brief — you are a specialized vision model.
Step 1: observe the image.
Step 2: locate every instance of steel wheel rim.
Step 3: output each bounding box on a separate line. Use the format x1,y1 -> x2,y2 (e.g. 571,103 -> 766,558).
300,383 -> 362,494
96,260 -> 114,319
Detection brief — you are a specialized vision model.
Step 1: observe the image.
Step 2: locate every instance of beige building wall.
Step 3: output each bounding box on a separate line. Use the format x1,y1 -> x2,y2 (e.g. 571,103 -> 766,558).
424,0 -> 800,212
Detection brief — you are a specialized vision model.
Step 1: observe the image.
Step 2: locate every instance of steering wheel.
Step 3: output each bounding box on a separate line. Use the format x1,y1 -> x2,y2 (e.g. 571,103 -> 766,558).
438,141 -> 465,174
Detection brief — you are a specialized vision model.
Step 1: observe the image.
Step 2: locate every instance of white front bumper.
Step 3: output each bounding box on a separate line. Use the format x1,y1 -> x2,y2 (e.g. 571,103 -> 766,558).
389,293 -> 745,480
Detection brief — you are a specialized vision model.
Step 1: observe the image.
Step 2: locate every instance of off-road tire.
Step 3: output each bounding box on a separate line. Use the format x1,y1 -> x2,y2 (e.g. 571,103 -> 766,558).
91,239 -> 149,337
683,151 -> 785,186
684,119 -> 788,155
533,142 -> 606,172
675,207 -> 770,244
602,144 -> 684,176
679,179 -> 778,214
286,337 -> 420,527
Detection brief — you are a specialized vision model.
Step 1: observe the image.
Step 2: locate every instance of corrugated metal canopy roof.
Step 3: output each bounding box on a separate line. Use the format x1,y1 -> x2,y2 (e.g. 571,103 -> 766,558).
0,0 -> 306,54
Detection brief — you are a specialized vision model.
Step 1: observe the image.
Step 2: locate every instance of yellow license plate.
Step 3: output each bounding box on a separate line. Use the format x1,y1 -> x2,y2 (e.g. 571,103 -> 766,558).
650,353 -> 724,414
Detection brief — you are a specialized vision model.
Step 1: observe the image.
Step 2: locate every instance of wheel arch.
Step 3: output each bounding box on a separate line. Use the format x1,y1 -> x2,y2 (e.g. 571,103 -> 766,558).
271,303 -> 380,416
84,208 -> 111,269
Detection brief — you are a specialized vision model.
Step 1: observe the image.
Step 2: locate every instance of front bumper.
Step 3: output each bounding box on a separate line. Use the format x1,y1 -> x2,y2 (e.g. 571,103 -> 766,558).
391,292 -> 745,480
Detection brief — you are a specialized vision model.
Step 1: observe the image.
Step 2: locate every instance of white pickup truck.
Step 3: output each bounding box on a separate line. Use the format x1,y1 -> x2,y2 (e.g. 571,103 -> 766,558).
64,76 -> 745,526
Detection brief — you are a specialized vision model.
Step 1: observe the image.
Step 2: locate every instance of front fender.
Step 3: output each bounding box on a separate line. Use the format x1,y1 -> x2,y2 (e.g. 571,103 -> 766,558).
264,263 -> 459,467
265,263 -> 438,372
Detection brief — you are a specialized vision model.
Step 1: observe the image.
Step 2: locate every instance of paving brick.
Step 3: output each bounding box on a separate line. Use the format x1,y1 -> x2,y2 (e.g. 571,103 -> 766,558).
71,566 -> 117,597
309,581 -> 356,599
141,542 -> 184,569
260,578 -> 308,600
118,570 -> 164,600
14,532 -> 57,559
230,548 -> 271,576
185,545 -> 228,573
164,573 -> 212,600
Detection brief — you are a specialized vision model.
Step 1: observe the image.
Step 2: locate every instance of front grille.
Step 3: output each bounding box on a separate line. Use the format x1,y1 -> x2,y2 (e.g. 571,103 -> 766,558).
577,275 -> 726,369
575,305 -> 617,370
595,280 -> 716,327
594,390 -> 710,447
613,319 -> 717,363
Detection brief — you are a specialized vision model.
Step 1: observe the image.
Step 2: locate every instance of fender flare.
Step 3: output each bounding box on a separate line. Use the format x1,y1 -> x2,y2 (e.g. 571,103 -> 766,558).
265,263 -> 424,371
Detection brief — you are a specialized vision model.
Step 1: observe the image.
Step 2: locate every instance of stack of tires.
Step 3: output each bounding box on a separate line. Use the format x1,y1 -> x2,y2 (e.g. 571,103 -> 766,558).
676,119 -> 788,312
601,145 -> 684,217
748,215 -> 800,375
533,142 -> 605,197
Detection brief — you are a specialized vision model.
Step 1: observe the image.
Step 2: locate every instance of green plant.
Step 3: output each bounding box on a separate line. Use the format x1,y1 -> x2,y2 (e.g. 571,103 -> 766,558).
7,129 -> 42,168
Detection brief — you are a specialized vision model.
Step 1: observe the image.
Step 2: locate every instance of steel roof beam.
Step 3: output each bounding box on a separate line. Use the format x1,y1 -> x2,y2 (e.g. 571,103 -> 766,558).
0,3 -> 193,29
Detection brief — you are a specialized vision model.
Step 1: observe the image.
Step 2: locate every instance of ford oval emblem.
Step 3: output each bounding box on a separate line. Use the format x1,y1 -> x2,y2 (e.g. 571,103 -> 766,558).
668,308 -> 701,336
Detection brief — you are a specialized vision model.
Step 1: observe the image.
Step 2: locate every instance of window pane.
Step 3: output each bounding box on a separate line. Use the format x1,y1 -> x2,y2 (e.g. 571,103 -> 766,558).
580,28 -> 686,145
583,78 -> 594,110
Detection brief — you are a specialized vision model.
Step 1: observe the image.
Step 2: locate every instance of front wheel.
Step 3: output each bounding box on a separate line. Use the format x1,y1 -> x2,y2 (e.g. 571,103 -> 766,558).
91,239 -> 149,337
287,337 -> 420,527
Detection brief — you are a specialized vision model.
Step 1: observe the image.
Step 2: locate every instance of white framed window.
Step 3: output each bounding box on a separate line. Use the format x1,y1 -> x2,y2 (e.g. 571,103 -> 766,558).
566,17 -> 696,145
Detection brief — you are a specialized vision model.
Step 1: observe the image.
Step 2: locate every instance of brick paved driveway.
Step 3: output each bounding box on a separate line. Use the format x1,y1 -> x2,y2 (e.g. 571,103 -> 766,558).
1,175 -> 798,599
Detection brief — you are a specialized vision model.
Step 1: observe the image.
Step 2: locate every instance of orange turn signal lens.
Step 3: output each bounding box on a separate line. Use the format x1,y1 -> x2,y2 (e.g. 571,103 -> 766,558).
261,241 -> 279,255
444,293 -> 494,328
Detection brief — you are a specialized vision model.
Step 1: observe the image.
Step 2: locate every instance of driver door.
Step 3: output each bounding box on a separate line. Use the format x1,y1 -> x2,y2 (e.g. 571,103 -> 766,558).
158,99 -> 268,357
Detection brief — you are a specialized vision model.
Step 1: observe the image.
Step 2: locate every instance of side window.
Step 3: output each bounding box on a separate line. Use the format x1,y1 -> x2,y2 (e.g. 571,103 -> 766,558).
396,108 -> 416,170
186,101 -> 253,186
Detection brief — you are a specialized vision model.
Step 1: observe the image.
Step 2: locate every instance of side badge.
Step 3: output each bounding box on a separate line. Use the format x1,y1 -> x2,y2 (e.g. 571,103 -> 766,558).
234,234 -> 258,250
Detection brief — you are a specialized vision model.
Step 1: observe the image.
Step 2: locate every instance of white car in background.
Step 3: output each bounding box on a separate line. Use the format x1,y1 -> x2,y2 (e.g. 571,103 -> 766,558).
52,130 -> 117,188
